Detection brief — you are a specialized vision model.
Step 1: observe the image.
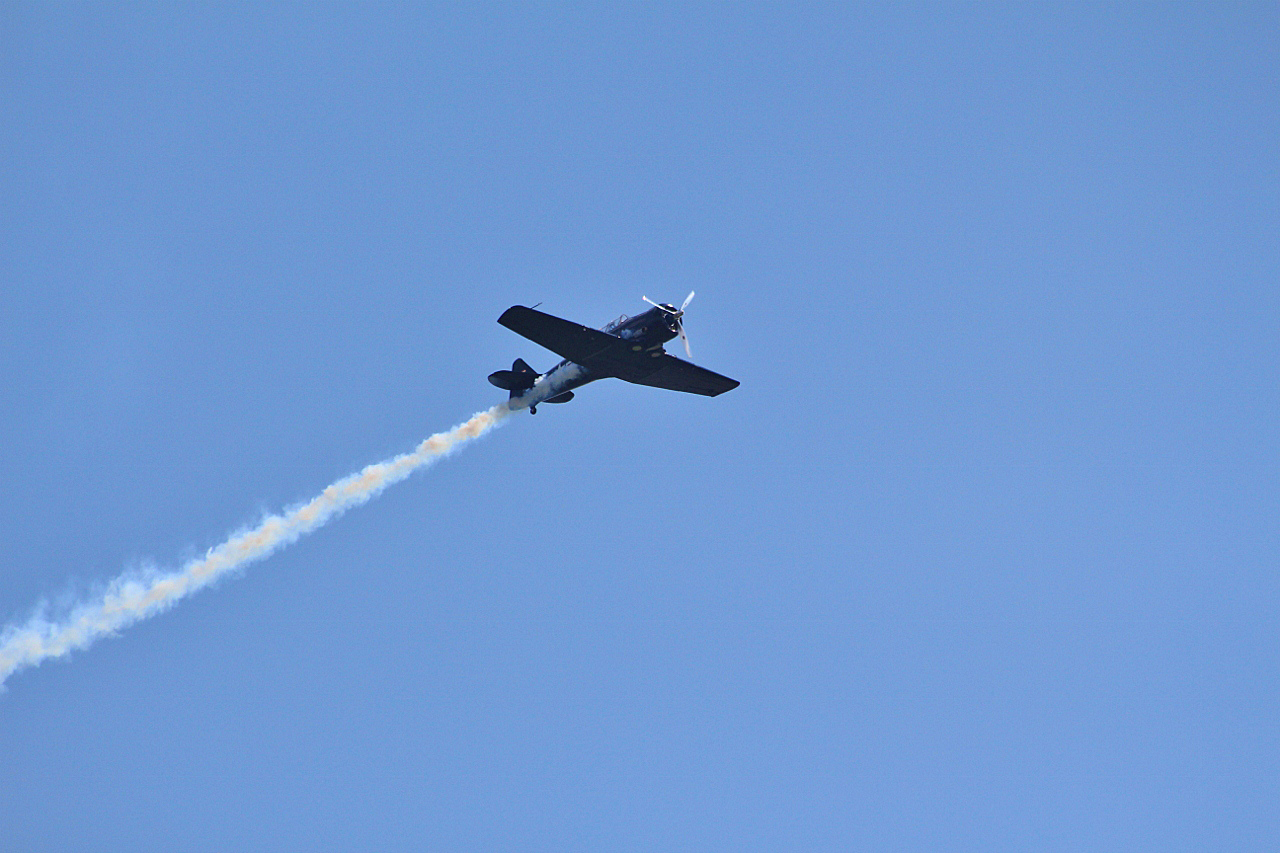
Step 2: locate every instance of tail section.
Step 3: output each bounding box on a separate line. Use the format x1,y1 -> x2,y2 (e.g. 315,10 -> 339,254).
488,358 -> 539,399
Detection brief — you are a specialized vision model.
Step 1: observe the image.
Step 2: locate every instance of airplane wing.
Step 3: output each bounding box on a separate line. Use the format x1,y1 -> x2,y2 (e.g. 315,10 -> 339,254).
498,306 -> 628,365
617,353 -> 741,397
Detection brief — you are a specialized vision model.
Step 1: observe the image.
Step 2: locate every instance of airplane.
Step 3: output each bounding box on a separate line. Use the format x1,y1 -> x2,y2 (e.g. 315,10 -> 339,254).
489,292 -> 740,414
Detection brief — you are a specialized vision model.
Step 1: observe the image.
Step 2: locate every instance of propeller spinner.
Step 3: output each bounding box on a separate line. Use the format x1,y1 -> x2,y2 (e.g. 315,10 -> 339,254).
642,291 -> 696,357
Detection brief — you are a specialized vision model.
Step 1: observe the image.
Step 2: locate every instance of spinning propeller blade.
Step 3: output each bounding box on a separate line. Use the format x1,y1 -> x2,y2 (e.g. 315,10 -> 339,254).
642,291 -> 696,357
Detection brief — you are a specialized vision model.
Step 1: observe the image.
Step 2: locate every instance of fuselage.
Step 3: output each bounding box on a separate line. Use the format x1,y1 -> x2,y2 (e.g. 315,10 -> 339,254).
506,305 -> 681,412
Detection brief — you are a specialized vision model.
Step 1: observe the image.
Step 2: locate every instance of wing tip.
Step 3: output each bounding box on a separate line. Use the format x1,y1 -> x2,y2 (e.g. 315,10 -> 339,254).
497,305 -> 528,327
715,378 -> 741,395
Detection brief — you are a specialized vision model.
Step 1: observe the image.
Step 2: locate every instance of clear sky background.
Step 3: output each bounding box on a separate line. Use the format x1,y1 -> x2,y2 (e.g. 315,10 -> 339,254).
1,3 -> 1276,850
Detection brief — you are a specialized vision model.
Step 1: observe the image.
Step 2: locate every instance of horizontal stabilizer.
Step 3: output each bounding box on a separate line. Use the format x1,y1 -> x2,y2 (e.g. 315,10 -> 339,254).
487,357 -> 539,392
487,371 -> 522,391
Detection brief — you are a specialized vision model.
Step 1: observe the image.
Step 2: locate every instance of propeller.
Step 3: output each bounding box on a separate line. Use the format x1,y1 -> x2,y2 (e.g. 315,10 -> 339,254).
642,291 -> 696,356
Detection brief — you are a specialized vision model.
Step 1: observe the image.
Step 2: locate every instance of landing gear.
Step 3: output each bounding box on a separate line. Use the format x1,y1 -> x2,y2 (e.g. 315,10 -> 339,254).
529,405 -> 537,415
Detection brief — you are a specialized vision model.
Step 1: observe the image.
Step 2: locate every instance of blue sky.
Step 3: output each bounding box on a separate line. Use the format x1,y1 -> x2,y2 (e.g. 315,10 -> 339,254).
2,3 -> 1276,850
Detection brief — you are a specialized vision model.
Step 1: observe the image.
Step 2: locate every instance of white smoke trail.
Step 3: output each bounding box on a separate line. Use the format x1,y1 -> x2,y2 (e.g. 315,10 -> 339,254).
0,403 -> 512,688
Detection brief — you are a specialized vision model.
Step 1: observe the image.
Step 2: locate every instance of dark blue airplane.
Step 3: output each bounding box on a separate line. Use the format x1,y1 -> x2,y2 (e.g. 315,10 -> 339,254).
489,293 -> 740,414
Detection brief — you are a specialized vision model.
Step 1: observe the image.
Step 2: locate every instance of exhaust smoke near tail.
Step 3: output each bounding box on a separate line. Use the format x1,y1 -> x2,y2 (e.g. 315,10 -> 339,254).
0,404 -> 511,689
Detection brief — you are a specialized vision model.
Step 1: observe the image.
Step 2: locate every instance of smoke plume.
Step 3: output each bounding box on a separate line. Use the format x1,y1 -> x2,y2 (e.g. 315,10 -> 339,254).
0,403 -> 511,688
